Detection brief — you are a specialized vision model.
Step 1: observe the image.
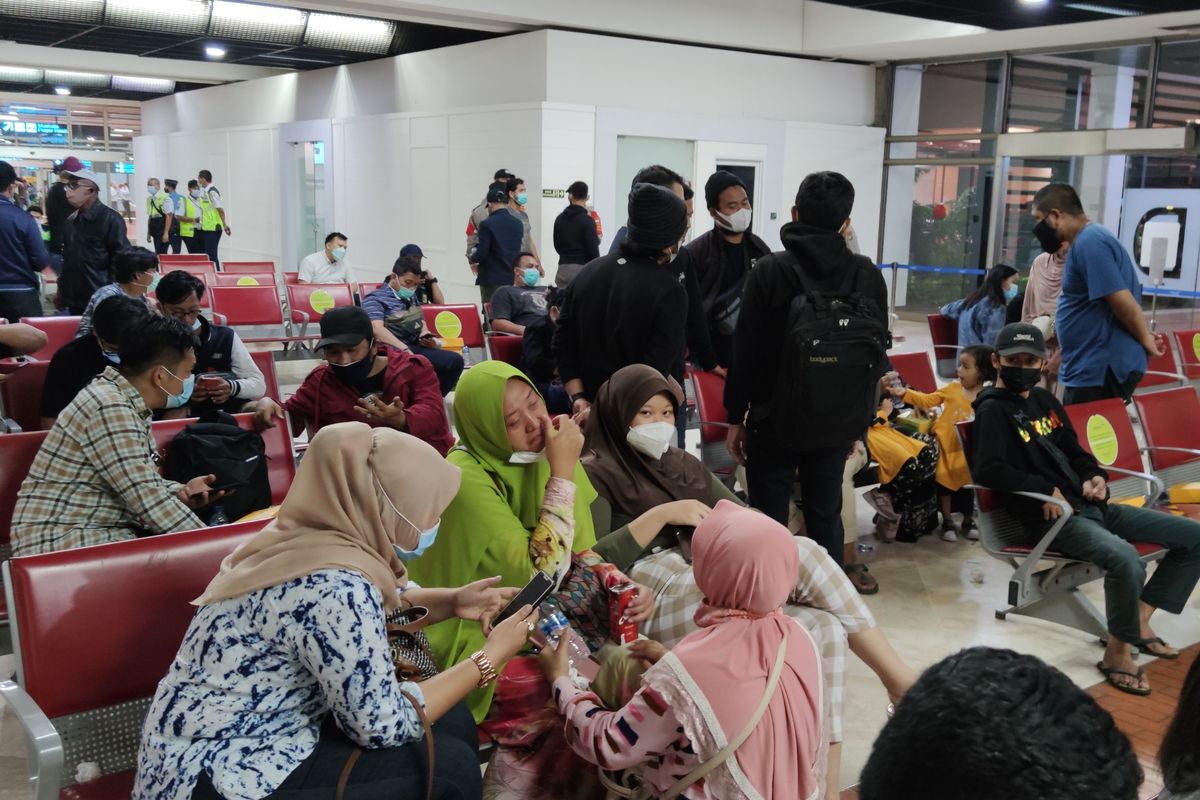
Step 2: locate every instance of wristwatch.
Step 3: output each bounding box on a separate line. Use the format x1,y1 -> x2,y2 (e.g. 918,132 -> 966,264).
469,649 -> 498,687
427,277 -> 438,284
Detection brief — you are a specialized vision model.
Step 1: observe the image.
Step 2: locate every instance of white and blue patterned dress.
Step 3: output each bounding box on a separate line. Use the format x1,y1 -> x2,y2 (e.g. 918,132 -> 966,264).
134,569 -> 426,800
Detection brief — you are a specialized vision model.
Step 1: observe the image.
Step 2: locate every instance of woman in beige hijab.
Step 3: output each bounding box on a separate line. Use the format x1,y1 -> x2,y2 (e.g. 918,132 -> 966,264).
135,422 -> 535,800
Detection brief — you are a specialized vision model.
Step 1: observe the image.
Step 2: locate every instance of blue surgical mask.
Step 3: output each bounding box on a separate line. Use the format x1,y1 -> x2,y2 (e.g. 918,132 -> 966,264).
376,477 -> 440,561
138,272 -> 160,292
190,189 -> 202,199
101,349 -> 120,365
159,366 -> 195,409
147,186 -> 158,196
1004,284 -> 1019,302
394,286 -> 416,301
191,317 -> 202,331
331,246 -> 347,262
522,267 -> 540,287
516,192 -> 528,206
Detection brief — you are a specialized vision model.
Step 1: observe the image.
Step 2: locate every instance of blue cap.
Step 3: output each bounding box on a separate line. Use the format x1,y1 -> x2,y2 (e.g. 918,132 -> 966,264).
399,243 -> 424,259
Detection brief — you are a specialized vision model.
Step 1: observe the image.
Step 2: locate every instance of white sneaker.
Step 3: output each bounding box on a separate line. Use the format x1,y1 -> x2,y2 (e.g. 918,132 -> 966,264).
963,521 -> 980,541
940,528 -> 958,542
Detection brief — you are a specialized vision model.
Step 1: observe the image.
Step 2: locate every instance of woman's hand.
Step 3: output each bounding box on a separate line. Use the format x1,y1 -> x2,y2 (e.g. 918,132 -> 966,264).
453,576 -> 519,633
538,632 -> 573,684
878,398 -> 894,418
659,499 -> 711,528
482,604 -> 535,665
627,639 -> 668,668
625,584 -> 655,624
544,414 -> 584,480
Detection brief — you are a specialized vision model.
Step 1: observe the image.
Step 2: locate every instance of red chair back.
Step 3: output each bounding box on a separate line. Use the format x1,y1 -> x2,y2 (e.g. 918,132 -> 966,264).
1171,329 -> 1200,379
0,430 -> 49,548
222,261 -> 276,274
422,304 -> 485,349
209,286 -> 284,327
157,266 -> 214,308
1140,336 -> 1184,389
928,314 -> 960,379
358,282 -> 382,297
889,351 -> 938,394
283,272 -> 300,285
1063,399 -> 1143,474
1135,387 -> 1200,471
286,283 -> 354,323
0,360 -> 50,432
159,254 -> 211,264
488,334 -> 523,366
956,419 -> 1000,513
214,272 -> 276,287
6,522 -> 263,718
18,316 -> 81,362
691,369 -> 729,444
249,349 -> 280,401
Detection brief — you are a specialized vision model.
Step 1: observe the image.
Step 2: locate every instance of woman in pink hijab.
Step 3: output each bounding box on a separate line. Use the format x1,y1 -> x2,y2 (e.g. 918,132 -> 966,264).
540,500 -> 825,799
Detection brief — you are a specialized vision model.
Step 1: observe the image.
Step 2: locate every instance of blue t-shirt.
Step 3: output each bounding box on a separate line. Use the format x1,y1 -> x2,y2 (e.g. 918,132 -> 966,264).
1056,223 -> 1147,388
361,286 -> 423,346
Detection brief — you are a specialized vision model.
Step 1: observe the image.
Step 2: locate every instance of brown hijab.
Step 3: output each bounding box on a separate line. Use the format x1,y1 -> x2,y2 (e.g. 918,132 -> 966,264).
582,364 -> 716,518
194,422 -> 461,611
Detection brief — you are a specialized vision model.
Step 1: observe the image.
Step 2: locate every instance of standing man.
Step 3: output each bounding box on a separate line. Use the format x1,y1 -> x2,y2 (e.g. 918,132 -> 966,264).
180,181 -> 205,255
163,179 -> 183,254
145,177 -> 173,255
58,165 -> 129,315
118,182 -> 133,224
685,171 -> 772,368
506,175 -> 540,265
0,160 -> 50,321
45,156 -> 81,275
466,168 -> 512,272
552,180 -> 600,287
474,186 -> 524,304
197,169 -> 231,268
298,232 -> 353,288
1030,183 -> 1159,404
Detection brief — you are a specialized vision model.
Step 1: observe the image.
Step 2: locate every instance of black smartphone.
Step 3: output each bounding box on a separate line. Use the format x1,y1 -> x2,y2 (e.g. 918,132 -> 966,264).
674,526 -> 696,564
208,479 -> 248,494
492,570 -> 554,625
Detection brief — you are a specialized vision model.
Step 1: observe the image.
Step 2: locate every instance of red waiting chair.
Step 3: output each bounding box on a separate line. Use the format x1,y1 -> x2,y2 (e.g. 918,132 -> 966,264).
286,283 -> 354,339
889,351 -> 938,394
1136,387 -> 1200,489
689,369 -> 736,489
927,313 -> 961,380
1063,399 -> 1165,507
0,429 -> 50,626
159,254 -> 211,263
222,261 -> 276,274
283,272 -> 300,285
486,333 -> 523,367
1171,328 -> 1200,380
422,304 -> 486,363
208,286 -> 301,345
18,316 -> 81,362
1137,334 -> 1187,392
249,349 -> 281,403
0,360 -> 50,432
214,272 -> 276,287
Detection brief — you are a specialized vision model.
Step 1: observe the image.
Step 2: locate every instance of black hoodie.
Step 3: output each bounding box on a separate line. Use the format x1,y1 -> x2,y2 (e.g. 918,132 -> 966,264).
723,221 -> 887,423
971,386 -> 1108,529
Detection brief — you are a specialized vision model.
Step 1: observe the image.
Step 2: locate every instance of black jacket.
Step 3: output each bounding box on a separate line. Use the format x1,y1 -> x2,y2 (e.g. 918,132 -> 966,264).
971,386 -> 1108,529
723,222 -> 887,422
59,201 -> 130,308
520,316 -> 557,385
553,204 -> 600,266
553,252 -> 687,399
475,208 -> 524,288
684,228 -> 771,366
45,182 -> 71,254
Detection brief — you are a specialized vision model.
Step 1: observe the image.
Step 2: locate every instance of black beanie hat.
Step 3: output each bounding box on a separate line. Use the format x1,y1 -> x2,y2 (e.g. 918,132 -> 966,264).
704,170 -> 745,209
626,183 -> 688,250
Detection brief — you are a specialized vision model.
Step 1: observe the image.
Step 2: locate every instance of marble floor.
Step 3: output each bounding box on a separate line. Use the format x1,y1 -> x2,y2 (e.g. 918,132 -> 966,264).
2,320 -> 1197,798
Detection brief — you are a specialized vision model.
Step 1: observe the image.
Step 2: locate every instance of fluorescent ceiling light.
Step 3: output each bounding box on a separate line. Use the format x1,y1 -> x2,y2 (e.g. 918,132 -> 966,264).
55,87 -> 71,96
86,136 -> 95,141
0,114 -> 18,121
113,128 -> 134,133
111,75 -> 175,93
210,1 -> 306,44
105,0 -> 210,35
0,0 -> 104,23
46,69 -> 111,88
1063,3 -> 1141,16
0,66 -> 43,83
1019,0 -> 1048,5
205,45 -> 227,58
305,13 -> 394,54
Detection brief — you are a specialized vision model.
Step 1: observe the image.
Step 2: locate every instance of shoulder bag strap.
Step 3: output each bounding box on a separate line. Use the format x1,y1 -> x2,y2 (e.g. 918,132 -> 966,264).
334,690 -> 435,800
662,631 -> 791,800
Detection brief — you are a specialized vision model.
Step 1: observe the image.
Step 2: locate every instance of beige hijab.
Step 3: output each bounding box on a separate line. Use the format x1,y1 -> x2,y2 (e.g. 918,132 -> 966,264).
194,421 -> 461,611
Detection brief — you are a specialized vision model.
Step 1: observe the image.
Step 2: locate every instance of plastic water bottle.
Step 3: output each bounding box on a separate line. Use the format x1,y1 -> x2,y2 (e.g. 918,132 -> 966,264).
462,344 -> 471,366
536,607 -> 590,673
889,371 -> 907,410
209,505 -> 230,527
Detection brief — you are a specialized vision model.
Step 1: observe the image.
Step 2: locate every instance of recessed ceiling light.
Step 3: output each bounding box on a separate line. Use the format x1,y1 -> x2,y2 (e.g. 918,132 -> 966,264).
1063,2 -> 1140,15
1020,0 -> 1049,5
114,128 -> 133,132
54,87 -> 71,96
205,45 -> 226,58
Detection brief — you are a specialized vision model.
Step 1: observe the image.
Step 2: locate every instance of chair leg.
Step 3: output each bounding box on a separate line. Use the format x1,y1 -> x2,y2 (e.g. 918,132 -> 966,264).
999,588 -> 1108,640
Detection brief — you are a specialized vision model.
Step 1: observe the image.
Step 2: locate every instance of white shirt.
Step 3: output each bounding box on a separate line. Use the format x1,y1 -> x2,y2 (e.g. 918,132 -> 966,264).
204,186 -> 223,210
159,194 -> 176,216
298,250 -> 350,284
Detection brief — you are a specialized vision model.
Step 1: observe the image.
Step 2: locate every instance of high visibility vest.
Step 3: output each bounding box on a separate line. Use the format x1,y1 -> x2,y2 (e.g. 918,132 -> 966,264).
147,193 -> 166,218
178,196 -> 200,238
200,186 -> 222,231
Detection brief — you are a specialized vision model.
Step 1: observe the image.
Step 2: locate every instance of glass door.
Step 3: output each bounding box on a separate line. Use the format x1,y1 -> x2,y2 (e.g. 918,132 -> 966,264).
294,140 -> 326,259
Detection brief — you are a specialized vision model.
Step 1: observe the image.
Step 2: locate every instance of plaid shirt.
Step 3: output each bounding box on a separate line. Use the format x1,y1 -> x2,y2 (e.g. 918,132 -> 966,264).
12,367 -> 201,556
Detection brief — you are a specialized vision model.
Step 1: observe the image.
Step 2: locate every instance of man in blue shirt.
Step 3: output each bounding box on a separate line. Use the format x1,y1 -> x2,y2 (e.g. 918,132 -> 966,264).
1030,183 -> 1160,404
473,186 -> 524,304
0,161 -> 49,322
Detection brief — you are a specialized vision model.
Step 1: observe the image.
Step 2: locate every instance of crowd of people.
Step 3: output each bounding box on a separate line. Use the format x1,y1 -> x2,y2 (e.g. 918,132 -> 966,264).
2,148 -> 1199,800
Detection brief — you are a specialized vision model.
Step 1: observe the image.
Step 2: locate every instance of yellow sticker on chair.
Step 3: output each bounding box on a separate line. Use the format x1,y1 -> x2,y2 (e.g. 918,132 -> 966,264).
434,310 -> 462,339
236,277 -> 260,286
1192,332 -> 1200,364
1086,414 -> 1118,466
309,290 -> 335,313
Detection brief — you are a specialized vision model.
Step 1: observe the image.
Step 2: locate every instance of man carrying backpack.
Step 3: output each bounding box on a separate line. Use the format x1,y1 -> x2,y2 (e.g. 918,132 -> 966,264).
724,171 -> 889,575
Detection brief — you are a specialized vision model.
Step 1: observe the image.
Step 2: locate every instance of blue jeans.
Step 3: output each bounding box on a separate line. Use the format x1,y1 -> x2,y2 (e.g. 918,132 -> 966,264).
1048,503 -> 1200,643
412,344 -> 465,396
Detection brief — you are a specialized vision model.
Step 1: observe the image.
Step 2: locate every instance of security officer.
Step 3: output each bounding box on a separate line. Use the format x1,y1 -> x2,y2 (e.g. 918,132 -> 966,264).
180,180 -> 205,255
197,169 -> 230,268
163,179 -> 183,253
145,177 -> 173,255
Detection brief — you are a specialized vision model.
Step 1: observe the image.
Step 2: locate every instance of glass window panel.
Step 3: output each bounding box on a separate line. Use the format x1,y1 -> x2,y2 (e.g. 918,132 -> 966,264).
1153,40 -> 1200,128
892,60 -> 1004,137
1007,45 -> 1149,132
887,138 -> 996,160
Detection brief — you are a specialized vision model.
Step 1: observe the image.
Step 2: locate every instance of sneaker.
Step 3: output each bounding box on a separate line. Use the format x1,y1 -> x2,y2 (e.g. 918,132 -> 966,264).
940,519 -> 958,542
963,520 -> 981,541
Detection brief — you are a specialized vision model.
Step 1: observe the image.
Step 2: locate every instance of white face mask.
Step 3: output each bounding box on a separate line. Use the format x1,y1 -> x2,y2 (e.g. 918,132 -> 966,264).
716,207 -> 752,234
508,450 -> 547,464
626,421 -> 676,460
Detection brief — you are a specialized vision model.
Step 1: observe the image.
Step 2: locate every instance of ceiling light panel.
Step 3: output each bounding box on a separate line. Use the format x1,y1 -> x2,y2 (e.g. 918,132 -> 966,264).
45,69 -> 111,88
0,0 -> 104,23
111,74 -> 176,93
210,1 -> 306,44
304,13 -> 394,54
0,66 -> 44,83
105,0 -> 211,35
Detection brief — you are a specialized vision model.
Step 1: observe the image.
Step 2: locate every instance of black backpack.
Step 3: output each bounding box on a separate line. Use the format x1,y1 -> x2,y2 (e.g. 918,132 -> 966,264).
771,253 -> 890,451
165,417 -> 272,524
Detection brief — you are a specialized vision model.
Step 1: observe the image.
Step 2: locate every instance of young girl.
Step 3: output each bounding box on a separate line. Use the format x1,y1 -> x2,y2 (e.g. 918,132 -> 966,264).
890,344 -> 996,541
941,265 -> 1019,348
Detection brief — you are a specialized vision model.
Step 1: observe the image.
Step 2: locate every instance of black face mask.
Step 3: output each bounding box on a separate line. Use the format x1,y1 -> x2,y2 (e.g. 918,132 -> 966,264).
999,364 -> 1042,394
329,346 -> 375,387
1032,219 -> 1062,254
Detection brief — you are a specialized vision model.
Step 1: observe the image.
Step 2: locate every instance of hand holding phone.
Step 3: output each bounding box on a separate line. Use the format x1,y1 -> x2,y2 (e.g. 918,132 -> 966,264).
492,571 -> 554,626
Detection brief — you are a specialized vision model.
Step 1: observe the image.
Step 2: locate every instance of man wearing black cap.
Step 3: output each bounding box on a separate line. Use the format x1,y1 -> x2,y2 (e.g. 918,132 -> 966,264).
554,182 -> 690,419
972,322 -> 1200,696
252,306 -> 453,455
0,160 -> 50,321
473,186 -> 525,304
45,155 -> 82,274
466,168 -> 513,272
684,170 -> 771,368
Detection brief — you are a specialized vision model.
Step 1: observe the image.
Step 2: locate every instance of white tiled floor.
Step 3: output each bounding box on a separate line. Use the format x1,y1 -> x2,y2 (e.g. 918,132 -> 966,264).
2,321 -> 1198,797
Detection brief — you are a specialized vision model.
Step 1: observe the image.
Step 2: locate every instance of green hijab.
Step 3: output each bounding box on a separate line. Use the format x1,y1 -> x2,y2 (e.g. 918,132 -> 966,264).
406,361 -> 598,720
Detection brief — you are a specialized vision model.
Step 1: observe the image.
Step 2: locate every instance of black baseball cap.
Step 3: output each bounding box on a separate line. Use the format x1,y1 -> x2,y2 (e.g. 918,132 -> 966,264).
995,323 -> 1046,359
399,243 -> 424,259
316,306 -> 373,350
487,186 -> 508,204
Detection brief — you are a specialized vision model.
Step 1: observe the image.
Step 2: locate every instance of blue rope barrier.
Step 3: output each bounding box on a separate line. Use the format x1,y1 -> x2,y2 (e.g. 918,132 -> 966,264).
876,263 -> 987,276
1142,286 -> 1200,300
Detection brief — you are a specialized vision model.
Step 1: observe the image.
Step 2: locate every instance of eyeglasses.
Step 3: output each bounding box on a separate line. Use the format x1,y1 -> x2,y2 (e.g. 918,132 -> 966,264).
66,182 -> 93,191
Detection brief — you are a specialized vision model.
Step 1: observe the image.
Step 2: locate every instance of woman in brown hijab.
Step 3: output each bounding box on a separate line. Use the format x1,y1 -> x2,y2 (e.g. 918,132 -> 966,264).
136,422 -> 535,800
584,365 -> 918,800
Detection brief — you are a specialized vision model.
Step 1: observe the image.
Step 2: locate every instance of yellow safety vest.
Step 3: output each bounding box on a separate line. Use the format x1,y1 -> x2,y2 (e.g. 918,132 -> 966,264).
178,196 -> 199,238
200,187 -> 222,232
147,193 -> 166,218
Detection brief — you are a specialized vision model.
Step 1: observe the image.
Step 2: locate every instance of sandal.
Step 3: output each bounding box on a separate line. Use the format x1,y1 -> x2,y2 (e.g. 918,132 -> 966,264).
844,564 -> 879,595
1138,637 -> 1181,660
1096,662 -> 1151,696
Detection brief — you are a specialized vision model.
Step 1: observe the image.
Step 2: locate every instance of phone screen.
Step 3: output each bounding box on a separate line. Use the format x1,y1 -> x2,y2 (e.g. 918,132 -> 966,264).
493,570 -> 554,625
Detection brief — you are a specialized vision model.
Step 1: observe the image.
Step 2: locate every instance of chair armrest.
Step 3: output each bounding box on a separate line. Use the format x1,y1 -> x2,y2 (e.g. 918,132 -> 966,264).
697,420 -> 733,431
212,311 -> 228,326
1143,370 -> 1188,383
0,680 -> 64,800
484,331 -> 520,338
291,309 -> 310,325
929,344 -> 964,354
1007,490 -> 1073,573
1140,445 -> 1200,459
1104,466 -> 1166,505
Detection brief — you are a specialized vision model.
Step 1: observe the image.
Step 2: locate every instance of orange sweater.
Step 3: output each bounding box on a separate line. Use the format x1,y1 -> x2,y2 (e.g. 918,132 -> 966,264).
902,382 -> 975,490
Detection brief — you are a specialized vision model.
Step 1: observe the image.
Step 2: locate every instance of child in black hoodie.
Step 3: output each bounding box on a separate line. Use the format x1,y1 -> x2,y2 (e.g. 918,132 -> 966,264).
972,323 -> 1200,697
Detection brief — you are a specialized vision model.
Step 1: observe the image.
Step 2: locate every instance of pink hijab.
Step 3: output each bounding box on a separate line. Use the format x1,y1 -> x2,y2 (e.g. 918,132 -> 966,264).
643,500 -> 824,799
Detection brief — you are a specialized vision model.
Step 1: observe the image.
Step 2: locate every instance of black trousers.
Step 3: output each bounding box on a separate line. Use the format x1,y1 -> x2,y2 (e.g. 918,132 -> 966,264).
0,288 -> 43,322
192,703 -> 481,800
184,234 -> 205,255
1063,367 -> 1144,406
202,228 -> 223,269
745,418 -> 850,567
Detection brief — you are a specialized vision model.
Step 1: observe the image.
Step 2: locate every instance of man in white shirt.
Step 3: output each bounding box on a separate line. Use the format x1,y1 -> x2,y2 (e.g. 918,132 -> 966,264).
298,232 -> 354,288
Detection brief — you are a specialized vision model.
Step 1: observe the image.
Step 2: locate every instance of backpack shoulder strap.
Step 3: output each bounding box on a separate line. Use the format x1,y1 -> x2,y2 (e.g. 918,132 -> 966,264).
776,250 -> 827,310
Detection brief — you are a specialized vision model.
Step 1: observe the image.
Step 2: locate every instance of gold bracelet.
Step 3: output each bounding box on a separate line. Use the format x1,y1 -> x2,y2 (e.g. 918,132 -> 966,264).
469,649 -> 497,688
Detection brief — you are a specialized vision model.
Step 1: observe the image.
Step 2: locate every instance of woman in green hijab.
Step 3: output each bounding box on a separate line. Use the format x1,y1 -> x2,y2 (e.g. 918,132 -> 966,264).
407,361 -> 653,722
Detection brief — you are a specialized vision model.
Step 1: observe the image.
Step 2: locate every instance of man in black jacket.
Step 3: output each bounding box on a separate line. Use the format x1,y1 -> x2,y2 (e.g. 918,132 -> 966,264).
725,172 -> 887,568
972,322 -> 1200,696
58,167 -> 130,314
684,171 -> 772,368
551,180 -> 600,287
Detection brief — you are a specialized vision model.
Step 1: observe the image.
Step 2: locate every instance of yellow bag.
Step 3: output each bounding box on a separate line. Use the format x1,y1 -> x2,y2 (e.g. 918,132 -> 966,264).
1168,483 -> 1200,504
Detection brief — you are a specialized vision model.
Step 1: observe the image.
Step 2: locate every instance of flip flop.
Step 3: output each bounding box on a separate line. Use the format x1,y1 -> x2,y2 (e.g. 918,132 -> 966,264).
844,564 -> 879,595
1096,662 -> 1151,696
1138,637 -> 1181,660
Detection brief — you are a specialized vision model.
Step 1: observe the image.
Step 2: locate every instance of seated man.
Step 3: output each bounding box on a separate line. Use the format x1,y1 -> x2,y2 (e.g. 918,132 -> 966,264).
972,322 -> 1200,696
253,306 -> 453,455
397,243 -> 444,305
75,245 -> 158,339
155,270 -> 266,415
361,257 -> 464,396
41,294 -> 151,428
0,321 -> 47,358
518,286 -> 570,415
298,231 -> 355,291
858,647 -> 1140,800
11,316 -> 220,556
488,251 -> 548,336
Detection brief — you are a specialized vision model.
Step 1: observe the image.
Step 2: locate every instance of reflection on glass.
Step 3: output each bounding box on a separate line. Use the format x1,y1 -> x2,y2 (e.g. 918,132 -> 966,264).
892,60 -> 1004,137
1007,45 -> 1149,132
1153,40 -> 1200,128
297,141 -> 326,258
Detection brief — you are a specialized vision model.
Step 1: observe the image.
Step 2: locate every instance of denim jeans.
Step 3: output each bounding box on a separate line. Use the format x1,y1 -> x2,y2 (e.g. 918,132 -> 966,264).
411,344 -> 465,396
1049,503 -> 1200,643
